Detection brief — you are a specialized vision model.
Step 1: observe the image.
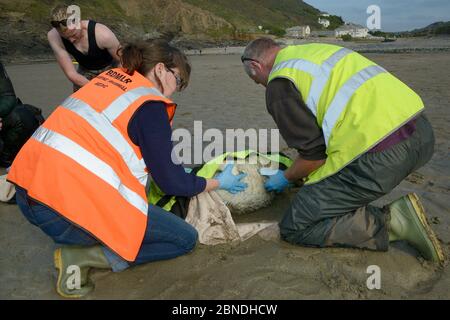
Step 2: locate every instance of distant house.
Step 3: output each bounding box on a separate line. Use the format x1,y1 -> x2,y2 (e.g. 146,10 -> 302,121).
318,18 -> 330,28
285,25 -> 311,38
320,12 -> 330,17
335,23 -> 369,38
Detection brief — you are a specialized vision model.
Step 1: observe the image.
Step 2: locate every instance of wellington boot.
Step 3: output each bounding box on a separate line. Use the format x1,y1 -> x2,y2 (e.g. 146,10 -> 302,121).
388,193 -> 444,264
54,245 -> 110,298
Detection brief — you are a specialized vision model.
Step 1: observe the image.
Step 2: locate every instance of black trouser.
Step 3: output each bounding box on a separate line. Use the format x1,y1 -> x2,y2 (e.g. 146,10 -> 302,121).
0,61 -> 17,117
0,103 -> 44,167
279,114 -> 435,251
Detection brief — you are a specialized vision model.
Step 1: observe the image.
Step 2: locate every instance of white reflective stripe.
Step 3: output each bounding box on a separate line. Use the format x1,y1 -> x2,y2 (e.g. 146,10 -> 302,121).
139,158 -> 147,168
270,59 -> 322,116
102,86 -> 164,122
32,127 -> 148,216
62,97 -> 148,186
270,58 -> 322,78
306,48 -> 353,116
322,65 -> 387,146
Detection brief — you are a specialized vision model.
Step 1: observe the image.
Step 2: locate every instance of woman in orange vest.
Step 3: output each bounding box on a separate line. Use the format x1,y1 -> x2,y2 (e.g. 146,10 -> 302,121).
8,40 -> 247,298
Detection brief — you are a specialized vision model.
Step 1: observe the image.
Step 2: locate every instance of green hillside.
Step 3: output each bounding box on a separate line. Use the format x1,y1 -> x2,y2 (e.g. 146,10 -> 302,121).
184,0 -> 321,32
0,0 -> 328,61
411,21 -> 450,35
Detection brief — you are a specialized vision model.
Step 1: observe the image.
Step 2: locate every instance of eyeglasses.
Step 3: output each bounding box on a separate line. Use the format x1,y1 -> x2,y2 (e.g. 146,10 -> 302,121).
241,56 -> 260,64
165,67 -> 182,90
50,20 -> 68,28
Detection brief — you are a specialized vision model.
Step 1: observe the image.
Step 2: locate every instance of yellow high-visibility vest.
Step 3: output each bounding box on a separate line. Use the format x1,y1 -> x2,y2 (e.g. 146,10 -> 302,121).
268,44 -> 424,185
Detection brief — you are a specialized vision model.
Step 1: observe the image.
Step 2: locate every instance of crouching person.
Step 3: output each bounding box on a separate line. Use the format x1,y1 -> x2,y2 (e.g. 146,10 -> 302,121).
7,40 -> 247,298
241,38 -> 444,264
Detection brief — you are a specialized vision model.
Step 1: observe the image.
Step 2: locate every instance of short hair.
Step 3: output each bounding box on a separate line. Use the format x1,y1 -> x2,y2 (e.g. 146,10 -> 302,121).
51,4 -> 69,22
242,38 -> 280,61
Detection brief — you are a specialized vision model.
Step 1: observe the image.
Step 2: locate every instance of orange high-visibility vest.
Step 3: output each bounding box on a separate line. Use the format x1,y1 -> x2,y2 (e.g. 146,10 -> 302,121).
8,68 -> 177,261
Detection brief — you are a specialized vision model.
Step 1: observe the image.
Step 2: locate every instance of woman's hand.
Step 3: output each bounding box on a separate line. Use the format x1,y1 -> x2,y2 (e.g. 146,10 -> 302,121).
215,164 -> 248,194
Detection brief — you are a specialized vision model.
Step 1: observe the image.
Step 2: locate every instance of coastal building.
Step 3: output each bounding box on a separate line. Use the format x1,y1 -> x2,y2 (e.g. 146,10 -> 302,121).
318,18 -> 330,28
285,25 -> 311,38
335,23 -> 369,38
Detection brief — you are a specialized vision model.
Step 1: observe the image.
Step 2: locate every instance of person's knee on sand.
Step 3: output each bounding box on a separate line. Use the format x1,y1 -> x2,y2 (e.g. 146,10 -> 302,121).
147,204 -> 199,251
181,224 -> 198,254
278,189 -> 329,246
278,185 -> 444,264
279,215 -> 334,248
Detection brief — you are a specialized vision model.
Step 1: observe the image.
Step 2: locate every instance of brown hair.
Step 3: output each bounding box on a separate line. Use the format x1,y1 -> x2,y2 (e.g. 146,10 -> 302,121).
117,39 -> 191,91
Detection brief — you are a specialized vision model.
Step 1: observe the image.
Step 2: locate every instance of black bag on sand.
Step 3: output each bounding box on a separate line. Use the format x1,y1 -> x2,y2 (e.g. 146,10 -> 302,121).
0,61 -> 17,118
0,61 -> 45,167
0,101 -> 45,167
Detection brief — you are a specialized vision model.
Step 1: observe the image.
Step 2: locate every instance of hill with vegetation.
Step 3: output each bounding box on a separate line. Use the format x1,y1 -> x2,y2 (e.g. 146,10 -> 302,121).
0,0 -> 338,62
371,21 -> 450,38
408,21 -> 450,36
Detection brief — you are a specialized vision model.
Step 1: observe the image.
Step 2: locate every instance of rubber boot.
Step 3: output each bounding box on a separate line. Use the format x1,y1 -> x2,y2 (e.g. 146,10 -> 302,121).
388,193 -> 444,264
54,245 -> 110,298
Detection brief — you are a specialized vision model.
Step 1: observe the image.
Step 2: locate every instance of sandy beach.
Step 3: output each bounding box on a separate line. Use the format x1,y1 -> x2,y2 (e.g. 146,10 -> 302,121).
0,51 -> 449,299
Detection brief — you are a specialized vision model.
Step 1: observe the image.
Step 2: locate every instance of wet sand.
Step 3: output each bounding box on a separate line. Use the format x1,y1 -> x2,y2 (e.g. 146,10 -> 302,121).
1,52 -> 449,299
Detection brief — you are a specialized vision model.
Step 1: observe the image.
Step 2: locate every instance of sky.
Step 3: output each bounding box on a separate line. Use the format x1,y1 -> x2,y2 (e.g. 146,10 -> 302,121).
304,0 -> 450,32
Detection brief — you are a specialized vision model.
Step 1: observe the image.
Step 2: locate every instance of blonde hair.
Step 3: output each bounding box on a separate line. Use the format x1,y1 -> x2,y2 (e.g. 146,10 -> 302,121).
50,4 -> 70,30
51,4 -> 69,21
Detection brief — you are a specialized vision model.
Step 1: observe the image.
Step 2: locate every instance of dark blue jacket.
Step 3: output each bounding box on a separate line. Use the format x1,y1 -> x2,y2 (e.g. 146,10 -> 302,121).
128,101 -> 206,197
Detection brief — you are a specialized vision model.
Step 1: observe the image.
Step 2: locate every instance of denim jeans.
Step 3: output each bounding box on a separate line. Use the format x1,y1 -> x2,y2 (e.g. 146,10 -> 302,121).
15,187 -> 198,272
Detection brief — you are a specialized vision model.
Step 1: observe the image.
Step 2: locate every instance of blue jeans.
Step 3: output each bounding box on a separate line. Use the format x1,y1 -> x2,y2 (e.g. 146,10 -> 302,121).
15,187 -> 198,272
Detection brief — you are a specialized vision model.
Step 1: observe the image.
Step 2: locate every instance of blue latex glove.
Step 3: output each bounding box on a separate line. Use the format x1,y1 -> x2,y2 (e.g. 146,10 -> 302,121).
215,164 -> 248,194
259,168 -> 290,193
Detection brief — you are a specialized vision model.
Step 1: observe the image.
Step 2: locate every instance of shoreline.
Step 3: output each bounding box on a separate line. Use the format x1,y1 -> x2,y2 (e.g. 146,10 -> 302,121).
4,46 -> 450,66
3,36 -> 450,66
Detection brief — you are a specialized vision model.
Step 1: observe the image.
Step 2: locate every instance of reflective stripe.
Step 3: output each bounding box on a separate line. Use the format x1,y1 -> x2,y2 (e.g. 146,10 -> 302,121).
306,48 -> 353,116
270,58 -> 322,78
322,65 -> 387,145
102,86 -> 164,122
270,59 -> 322,116
62,97 -> 148,186
32,126 -> 148,216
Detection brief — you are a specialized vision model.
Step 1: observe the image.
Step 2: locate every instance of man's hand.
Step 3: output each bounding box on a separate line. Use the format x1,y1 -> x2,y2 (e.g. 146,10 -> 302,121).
260,168 -> 290,193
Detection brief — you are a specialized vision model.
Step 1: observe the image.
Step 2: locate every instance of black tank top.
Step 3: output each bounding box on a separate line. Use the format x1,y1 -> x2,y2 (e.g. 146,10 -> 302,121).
62,20 -> 113,70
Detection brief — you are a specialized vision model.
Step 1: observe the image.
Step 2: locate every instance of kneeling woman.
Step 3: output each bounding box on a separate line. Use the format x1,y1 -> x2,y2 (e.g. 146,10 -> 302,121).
8,40 -> 246,298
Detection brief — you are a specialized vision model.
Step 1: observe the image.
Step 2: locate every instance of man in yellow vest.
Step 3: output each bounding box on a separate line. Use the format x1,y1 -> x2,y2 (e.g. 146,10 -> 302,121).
241,38 -> 443,263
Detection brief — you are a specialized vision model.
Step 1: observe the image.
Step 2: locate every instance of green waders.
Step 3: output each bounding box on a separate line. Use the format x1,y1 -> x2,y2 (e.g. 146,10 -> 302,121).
279,114 -> 435,251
